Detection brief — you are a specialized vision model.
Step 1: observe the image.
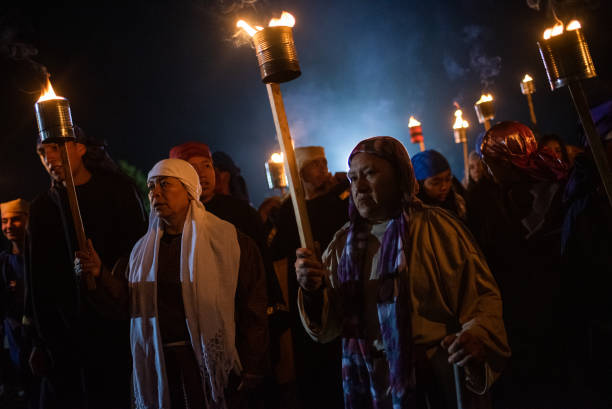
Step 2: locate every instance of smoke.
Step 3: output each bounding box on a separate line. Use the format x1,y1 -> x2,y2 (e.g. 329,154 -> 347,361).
526,0 -> 542,11
443,55 -> 468,80
0,11 -> 48,85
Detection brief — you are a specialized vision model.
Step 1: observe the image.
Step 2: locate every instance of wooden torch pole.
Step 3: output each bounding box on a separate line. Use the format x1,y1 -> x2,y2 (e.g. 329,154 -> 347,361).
526,94 -> 537,126
419,141 -> 426,152
567,81 -> 612,207
483,119 -> 491,131
266,83 -> 315,250
462,140 -> 469,182
59,143 -> 96,290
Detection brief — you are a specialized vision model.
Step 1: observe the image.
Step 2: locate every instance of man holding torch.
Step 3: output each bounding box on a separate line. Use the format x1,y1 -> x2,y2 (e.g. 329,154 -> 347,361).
27,127 -> 147,409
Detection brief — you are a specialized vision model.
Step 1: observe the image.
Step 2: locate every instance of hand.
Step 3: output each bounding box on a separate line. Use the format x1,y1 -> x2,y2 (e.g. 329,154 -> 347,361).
441,331 -> 486,368
29,346 -> 52,376
74,239 -> 102,279
295,248 -> 326,292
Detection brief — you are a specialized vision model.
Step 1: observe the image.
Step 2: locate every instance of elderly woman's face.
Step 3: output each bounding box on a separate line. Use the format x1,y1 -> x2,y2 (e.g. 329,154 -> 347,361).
348,153 -> 401,222
148,176 -> 191,222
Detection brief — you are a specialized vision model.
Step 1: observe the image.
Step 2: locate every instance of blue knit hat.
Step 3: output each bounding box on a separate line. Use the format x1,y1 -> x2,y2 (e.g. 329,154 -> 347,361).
411,150 -> 450,181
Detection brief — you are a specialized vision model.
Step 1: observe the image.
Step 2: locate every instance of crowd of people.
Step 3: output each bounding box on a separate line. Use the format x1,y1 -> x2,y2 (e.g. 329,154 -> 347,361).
0,100 -> 611,409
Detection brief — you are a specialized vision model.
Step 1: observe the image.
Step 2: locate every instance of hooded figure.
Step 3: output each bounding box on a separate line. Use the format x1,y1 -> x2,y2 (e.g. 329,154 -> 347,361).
411,150 -> 466,220
296,136 -> 509,409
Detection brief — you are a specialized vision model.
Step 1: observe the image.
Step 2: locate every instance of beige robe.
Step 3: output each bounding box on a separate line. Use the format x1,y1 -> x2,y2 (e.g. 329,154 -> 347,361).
298,205 -> 510,405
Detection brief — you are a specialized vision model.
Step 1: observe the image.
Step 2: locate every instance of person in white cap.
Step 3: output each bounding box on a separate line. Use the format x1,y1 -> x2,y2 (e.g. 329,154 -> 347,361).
77,158 -> 269,408
270,146 -> 350,409
0,198 -> 32,402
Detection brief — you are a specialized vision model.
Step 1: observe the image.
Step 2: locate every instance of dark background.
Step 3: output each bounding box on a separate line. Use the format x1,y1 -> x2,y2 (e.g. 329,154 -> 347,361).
1,0 -> 611,207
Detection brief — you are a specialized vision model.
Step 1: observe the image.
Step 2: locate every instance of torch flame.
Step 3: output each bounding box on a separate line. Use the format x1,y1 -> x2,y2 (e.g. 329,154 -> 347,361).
566,20 -> 581,31
37,78 -> 64,102
476,94 -> 493,104
522,74 -> 533,83
237,11 -> 295,37
269,11 -> 295,28
543,28 -> 553,40
408,116 -> 421,128
453,109 -> 469,129
543,23 -> 565,39
236,20 -> 262,37
270,152 -> 284,163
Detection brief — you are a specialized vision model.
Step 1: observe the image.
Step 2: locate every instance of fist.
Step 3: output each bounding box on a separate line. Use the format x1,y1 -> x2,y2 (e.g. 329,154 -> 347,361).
295,248 -> 326,292
441,331 -> 486,368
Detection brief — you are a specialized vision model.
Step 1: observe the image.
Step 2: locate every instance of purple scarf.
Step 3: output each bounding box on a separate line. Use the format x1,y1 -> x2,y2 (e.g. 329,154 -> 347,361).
338,137 -> 419,409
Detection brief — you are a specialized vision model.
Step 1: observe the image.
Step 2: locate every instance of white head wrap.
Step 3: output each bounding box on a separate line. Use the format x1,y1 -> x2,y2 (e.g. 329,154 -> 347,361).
147,158 -> 202,201
130,158 -> 241,408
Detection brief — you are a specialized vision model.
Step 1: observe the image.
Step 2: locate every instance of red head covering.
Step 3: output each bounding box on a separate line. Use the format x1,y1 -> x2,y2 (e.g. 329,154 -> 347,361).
480,121 -> 568,182
169,142 -> 212,161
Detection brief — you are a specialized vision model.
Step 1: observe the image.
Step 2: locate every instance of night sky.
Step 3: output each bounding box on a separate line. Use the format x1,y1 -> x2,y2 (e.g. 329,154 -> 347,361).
1,0 -> 611,207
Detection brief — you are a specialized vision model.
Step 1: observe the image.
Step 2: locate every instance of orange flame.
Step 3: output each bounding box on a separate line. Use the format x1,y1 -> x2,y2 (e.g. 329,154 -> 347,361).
453,109 -> 469,129
522,74 -> 533,83
237,11 -> 295,37
476,93 -> 493,104
269,11 -> 295,28
543,23 -> 564,39
408,116 -> 421,128
270,153 -> 284,163
566,20 -> 581,31
37,78 -> 64,102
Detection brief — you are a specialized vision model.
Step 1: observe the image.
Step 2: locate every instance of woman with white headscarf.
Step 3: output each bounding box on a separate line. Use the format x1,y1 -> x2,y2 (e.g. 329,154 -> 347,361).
76,158 -> 269,409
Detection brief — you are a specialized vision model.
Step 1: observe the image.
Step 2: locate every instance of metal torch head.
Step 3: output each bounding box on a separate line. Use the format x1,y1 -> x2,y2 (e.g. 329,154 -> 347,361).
453,128 -> 467,144
538,27 -> 596,91
34,98 -> 76,144
265,160 -> 288,189
253,26 -> 301,84
474,100 -> 495,124
409,126 -> 424,144
520,79 -> 535,95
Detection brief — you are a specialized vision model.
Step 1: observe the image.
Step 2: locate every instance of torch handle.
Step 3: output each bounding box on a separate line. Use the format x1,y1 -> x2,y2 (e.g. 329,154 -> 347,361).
462,141 -> 469,182
526,94 -> 537,126
483,119 -> 491,131
567,81 -> 612,208
419,142 -> 426,152
266,83 -> 316,250
59,144 -> 97,290
453,364 -> 464,409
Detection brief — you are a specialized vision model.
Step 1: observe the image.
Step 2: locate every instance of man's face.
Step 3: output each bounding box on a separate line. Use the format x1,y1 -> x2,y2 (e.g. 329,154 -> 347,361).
348,153 -> 401,222
147,176 -> 191,222
301,158 -> 329,189
1,212 -> 27,243
422,169 -> 453,203
186,156 -> 215,202
544,140 -> 563,161
37,141 -> 86,182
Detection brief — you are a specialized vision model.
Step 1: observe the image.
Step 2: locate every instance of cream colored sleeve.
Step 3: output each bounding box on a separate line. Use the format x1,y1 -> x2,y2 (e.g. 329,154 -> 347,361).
297,226 -> 348,344
426,209 -> 510,394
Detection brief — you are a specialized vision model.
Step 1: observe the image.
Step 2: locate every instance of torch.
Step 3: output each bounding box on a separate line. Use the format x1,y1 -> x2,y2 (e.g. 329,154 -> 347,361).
34,79 -> 96,290
474,94 -> 495,131
265,152 -> 288,195
538,20 -> 612,206
520,74 -> 537,126
408,116 -> 425,152
453,108 -> 470,181
237,12 -> 315,250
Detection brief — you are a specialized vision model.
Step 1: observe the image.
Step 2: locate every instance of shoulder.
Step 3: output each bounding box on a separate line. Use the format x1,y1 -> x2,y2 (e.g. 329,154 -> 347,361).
410,205 -> 478,253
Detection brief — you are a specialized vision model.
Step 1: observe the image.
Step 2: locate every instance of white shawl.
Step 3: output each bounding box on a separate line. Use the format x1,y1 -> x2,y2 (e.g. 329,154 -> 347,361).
129,159 -> 241,409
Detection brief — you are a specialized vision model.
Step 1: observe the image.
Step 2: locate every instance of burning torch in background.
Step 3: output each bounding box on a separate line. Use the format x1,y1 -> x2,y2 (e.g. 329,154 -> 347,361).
520,74 -> 537,126
474,94 -> 495,131
453,107 -> 470,181
408,116 -> 425,152
538,19 -> 612,206
237,12 -> 315,250
265,152 -> 288,194
34,78 -> 96,290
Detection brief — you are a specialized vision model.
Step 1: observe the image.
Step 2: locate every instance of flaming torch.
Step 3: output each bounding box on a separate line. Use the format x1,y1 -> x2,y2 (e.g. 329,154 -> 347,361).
538,20 -> 612,206
265,152 -> 288,194
237,12 -> 314,249
34,78 -> 96,290
453,108 -> 470,181
520,74 -> 537,126
474,94 -> 495,131
408,116 -> 425,152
